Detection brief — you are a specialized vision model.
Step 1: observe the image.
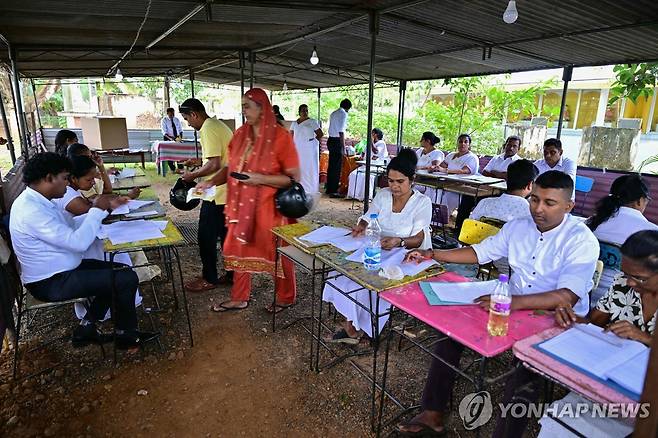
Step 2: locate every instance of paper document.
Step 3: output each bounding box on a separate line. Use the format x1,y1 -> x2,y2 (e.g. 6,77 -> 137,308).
110,200 -> 155,216
460,175 -> 503,184
425,280 -> 497,304
124,210 -> 160,218
298,226 -> 350,245
605,349 -> 650,395
538,324 -> 648,379
331,234 -> 366,252
116,168 -> 136,179
187,185 -> 216,203
98,220 -> 165,245
346,247 -> 437,277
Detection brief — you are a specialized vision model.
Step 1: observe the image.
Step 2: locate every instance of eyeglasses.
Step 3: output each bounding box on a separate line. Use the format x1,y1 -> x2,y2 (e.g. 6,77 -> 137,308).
625,272 -> 658,285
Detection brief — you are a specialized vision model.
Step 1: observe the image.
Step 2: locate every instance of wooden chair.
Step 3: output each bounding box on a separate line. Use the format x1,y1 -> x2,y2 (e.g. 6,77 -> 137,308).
599,241 -> 622,271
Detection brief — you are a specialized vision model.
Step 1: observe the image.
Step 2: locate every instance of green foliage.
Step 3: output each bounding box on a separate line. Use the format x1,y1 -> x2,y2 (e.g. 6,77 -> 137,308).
37,83 -> 66,128
609,63 -> 658,105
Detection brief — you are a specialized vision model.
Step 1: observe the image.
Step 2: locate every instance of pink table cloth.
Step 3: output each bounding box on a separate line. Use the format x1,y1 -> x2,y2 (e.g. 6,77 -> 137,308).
151,141 -> 200,164
513,327 -> 636,404
379,272 -> 555,358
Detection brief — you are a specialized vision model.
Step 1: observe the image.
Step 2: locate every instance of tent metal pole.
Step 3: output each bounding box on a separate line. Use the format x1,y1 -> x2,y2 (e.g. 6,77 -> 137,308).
249,51 -> 255,90
30,78 -> 44,148
0,88 -> 16,164
363,10 -> 379,213
190,69 -> 198,159
556,66 -> 573,140
239,51 -> 245,123
164,76 -> 171,109
317,88 -> 321,124
396,80 -> 407,151
9,47 -> 30,158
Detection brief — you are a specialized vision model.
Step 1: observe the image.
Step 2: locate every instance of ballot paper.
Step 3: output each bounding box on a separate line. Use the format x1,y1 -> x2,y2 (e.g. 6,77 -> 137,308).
424,280 -> 498,304
116,168 -> 137,179
331,234 -> 366,252
110,200 -> 155,216
538,323 -> 648,380
186,185 -> 216,202
346,247 -> 438,277
298,225 -> 350,245
98,220 -> 165,245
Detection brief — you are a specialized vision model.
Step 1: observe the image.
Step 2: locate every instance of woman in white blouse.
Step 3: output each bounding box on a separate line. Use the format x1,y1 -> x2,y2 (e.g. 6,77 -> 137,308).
324,149 -> 433,343
289,104 -> 323,197
414,131 -> 444,200
586,174 -> 658,305
430,133 -> 479,214
53,155 -> 141,320
346,128 -> 389,201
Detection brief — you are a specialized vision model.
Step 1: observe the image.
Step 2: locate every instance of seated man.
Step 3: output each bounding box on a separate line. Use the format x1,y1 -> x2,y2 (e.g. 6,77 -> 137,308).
400,170 -> 599,437
481,135 -> 522,179
534,137 -> 577,199
9,153 -> 155,349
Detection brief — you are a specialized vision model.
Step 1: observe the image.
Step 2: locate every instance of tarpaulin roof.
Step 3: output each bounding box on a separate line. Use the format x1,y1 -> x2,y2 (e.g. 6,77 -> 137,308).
1,0 -> 658,89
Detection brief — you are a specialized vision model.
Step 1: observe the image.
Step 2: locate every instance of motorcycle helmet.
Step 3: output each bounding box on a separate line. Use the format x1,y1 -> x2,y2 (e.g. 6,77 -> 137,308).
169,178 -> 200,211
275,181 -> 310,219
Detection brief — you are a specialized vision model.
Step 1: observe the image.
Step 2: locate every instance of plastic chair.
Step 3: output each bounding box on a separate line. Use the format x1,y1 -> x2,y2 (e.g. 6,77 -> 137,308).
574,176 -> 594,215
599,241 -> 622,270
458,218 -> 501,245
479,216 -> 506,229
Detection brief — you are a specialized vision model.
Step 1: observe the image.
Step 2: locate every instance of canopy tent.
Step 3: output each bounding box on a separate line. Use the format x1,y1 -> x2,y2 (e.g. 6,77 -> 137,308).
1,0 -> 658,89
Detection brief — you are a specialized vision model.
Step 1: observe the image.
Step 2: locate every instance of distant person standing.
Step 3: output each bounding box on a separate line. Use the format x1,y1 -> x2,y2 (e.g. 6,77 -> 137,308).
326,99 -> 352,198
272,105 -> 285,125
290,104 -> 323,197
161,107 -> 185,173
179,99 -> 234,292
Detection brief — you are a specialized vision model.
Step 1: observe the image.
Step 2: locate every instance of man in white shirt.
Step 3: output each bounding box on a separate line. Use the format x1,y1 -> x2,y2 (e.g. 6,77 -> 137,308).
534,138 -> 577,198
161,107 -> 185,172
399,170 -> 599,437
470,159 -> 537,223
481,135 -> 522,179
9,153 -> 156,350
326,98 -> 352,197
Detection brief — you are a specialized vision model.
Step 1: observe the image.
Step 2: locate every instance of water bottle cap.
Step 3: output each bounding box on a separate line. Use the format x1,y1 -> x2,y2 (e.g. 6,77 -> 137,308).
369,213 -> 378,219
499,274 -> 509,283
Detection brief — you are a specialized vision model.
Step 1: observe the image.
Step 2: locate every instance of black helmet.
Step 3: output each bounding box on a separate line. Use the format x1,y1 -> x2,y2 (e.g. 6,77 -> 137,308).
169,178 -> 200,211
275,181 -> 310,219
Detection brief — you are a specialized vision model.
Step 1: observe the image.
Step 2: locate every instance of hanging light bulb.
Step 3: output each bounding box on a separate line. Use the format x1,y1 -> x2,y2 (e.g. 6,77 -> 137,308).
310,46 -> 319,65
282,80 -> 288,91
503,0 -> 518,24
115,67 -> 124,80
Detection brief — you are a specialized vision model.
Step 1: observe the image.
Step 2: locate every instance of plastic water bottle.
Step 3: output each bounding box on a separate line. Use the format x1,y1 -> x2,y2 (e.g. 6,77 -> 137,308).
362,213 -> 382,271
487,274 -> 511,336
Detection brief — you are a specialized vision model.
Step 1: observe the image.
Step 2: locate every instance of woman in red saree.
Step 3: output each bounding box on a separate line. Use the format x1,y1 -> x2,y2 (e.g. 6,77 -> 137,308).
213,88 -> 300,312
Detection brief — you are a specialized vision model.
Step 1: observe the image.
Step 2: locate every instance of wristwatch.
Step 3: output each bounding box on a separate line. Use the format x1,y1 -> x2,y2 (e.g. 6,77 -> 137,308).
399,239 -> 406,248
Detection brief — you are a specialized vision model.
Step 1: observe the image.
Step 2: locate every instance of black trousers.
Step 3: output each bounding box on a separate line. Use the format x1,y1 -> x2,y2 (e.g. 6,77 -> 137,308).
198,201 -> 230,284
454,195 -> 476,235
26,259 -> 139,331
326,137 -> 343,194
163,136 -> 183,171
421,338 -> 541,438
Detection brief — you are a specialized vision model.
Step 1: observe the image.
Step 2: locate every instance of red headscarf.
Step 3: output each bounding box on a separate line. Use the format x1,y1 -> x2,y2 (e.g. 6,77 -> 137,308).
227,88 -> 278,244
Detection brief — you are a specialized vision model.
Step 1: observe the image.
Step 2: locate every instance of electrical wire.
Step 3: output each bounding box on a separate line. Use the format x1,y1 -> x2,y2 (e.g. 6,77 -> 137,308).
108,0 -> 153,75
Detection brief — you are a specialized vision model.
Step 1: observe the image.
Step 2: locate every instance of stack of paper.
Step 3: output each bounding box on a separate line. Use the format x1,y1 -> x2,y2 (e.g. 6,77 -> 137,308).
98,219 -> 167,245
111,200 -> 155,215
116,168 -> 137,179
331,234 -> 366,252
298,226 -> 350,245
537,323 -> 649,397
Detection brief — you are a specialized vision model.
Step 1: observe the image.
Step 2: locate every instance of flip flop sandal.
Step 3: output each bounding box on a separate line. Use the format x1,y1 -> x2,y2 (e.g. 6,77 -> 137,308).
265,303 -> 294,314
211,301 -> 249,312
396,420 -> 446,437
328,328 -> 360,345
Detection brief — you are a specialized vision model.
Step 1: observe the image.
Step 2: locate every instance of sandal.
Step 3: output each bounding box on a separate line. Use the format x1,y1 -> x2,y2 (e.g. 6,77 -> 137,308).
265,303 -> 294,314
211,301 -> 249,312
396,420 -> 446,437
328,328 -> 360,345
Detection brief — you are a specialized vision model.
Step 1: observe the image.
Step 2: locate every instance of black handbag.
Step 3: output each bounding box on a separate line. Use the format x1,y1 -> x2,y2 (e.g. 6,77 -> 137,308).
275,178 -> 310,218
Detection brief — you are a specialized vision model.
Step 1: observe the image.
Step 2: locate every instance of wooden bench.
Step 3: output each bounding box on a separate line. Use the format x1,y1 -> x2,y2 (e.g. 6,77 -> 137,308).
0,157 -> 26,216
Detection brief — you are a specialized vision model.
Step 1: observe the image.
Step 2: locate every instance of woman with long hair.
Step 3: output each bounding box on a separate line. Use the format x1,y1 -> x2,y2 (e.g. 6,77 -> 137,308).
212,88 -> 301,313
346,128 -> 388,201
54,129 -> 78,156
586,174 -> 657,304
430,133 -> 479,214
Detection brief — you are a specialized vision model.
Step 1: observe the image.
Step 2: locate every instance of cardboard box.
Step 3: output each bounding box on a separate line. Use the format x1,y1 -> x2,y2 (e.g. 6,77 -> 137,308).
80,117 -> 129,150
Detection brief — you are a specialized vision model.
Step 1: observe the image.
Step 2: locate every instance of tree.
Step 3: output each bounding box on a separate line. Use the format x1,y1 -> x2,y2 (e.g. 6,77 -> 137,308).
609,63 -> 658,105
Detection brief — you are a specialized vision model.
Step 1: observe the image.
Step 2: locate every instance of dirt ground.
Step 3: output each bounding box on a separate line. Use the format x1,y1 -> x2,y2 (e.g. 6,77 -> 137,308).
0,168 -> 546,437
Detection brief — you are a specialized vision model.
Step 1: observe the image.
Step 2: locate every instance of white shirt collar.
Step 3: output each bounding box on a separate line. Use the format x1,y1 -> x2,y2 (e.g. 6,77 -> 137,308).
25,186 -> 57,210
536,214 -> 570,237
618,206 -> 645,218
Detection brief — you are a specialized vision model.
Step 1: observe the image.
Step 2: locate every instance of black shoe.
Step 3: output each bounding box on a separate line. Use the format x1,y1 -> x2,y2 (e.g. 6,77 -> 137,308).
114,330 -> 160,350
71,324 -> 113,348
329,193 -> 345,199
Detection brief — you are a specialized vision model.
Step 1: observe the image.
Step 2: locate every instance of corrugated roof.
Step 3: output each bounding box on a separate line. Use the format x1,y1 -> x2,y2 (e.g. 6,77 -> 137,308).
1,0 -> 658,89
